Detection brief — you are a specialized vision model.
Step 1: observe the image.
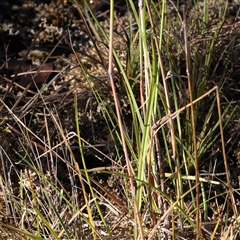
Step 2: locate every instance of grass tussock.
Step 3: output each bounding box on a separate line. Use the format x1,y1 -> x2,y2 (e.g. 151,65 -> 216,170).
0,0 -> 240,239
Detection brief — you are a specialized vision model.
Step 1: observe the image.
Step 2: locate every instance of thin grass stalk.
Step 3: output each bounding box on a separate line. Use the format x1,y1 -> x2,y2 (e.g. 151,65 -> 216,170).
172,77 -> 187,221
0,147 -> 8,196
137,0 -> 154,217
44,192 -> 71,239
139,59 -> 145,120
197,104 -> 236,162
27,170 -> 41,237
66,27 -> 124,164
93,89 -> 124,161
216,87 -> 238,217
147,187 -> 196,239
164,72 -> 183,231
0,222 -> 44,240
158,0 -> 166,49
19,170 -> 24,230
44,108 -> 55,179
203,0 -> 209,27
154,91 -> 229,234
131,174 -> 196,228
18,153 -> 100,238
135,1 -> 147,225
70,116 -> 99,238
160,6 -> 179,202
151,1 -> 169,215
62,31 -> 110,236
200,182 -> 208,220
140,0 -> 151,96
50,111 -> 98,239
72,0 -> 106,71
135,0 -> 147,227
158,184 -> 196,226
74,0 -> 143,166
138,1 -> 162,233
141,2 -> 165,223
183,7 -> 200,239
20,155 -> 90,218
73,91 -> 110,237
84,2 -> 145,136
145,0 -> 167,217
148,43 -> 158,225
107,0 -> 142,237
165,172 -> 219,185
34,207 -> 60,240
198,3 -> 227,102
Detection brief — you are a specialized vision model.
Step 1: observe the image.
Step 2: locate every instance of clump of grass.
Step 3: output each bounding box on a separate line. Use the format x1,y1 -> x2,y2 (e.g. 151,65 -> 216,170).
0,0 -> 240,239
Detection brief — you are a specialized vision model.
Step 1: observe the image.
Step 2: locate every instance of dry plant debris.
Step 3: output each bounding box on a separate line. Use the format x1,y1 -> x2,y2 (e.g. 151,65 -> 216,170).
0,0 -> 240,239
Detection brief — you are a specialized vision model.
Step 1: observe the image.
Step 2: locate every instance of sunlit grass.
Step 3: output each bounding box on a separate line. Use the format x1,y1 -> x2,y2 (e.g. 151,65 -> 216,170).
0,0 -> 239,239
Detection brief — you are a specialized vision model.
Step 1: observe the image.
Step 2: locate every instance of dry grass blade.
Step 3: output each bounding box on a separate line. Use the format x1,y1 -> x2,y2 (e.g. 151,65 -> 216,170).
182,7 -> 200,238
107,0 -> 142,238
0,0 -> 240,239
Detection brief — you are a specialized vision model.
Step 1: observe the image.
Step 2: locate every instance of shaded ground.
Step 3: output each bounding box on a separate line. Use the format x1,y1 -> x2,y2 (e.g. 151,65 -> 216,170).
0,0 -> 240,239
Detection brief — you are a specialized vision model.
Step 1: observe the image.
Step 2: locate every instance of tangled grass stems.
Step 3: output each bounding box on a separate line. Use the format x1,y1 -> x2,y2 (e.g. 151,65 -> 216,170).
0,0 -> 239,239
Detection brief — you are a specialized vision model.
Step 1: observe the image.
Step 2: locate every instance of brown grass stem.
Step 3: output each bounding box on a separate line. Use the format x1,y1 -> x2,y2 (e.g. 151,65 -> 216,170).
107,0 -> 143,237
183,8 -> 200,239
